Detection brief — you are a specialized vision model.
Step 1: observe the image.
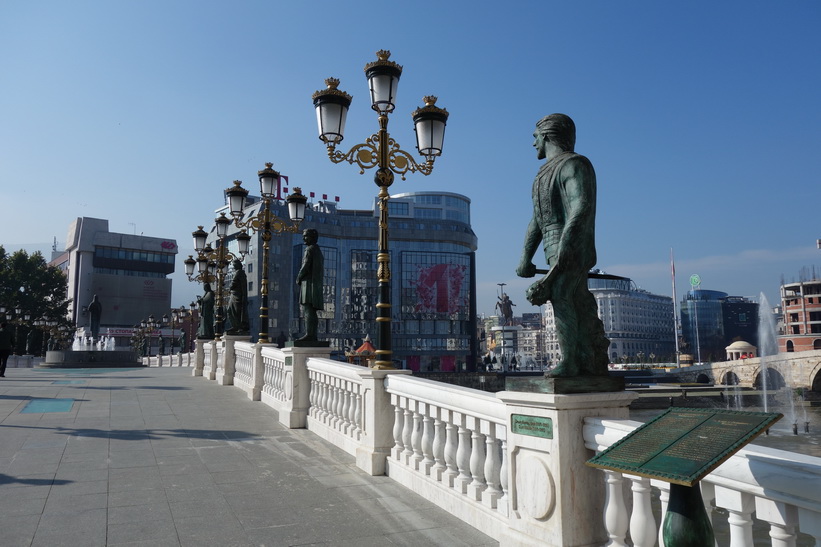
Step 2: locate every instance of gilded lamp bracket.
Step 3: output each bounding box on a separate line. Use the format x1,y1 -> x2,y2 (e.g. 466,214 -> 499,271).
326,133 -> 434,181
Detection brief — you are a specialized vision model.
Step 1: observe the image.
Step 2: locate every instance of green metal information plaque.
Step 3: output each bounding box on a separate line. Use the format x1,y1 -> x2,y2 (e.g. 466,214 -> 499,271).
587,408 -> 782,486
512,414 -> 553,439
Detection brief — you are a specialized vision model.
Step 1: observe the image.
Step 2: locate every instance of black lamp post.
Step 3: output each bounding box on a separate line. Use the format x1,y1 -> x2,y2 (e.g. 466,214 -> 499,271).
312,50 -> 448,369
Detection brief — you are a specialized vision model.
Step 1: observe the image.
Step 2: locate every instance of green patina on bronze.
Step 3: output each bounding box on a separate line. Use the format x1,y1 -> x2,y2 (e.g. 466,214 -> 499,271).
586,408 -> 782,486
512,414 -> 553,439
516,114 -> 610,380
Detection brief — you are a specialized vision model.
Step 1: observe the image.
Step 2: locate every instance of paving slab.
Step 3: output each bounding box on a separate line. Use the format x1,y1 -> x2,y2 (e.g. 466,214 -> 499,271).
0,366 -> 498,546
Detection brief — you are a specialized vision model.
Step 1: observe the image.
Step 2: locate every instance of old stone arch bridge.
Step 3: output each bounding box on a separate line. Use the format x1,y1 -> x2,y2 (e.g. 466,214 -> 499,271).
674,349 -> 821,391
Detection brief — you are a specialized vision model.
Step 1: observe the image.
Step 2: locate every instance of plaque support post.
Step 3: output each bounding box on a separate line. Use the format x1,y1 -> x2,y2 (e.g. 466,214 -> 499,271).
663,482 -> 715,546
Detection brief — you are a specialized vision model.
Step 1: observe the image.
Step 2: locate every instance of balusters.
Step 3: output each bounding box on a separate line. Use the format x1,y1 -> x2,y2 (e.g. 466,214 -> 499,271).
498,438 -> 509,516
431,413 -> 446,481
444,417 -> 459,488
411,404 -> 424,470
602,470 -> 629,547
352,388 -> 362,439
455,418 -> 472,494
467,423 -> 486,500
421,407 -> 435,475
715,486 -> 755,547
392,398 -> 405,459
627,475 -> 656,547
755,498 -> 798,547
482,425 -> 502,509
402,406 -> 414,465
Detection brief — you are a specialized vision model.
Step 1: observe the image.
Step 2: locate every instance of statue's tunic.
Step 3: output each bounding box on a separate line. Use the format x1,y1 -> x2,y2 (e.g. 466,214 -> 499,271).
531,151 -> 597,271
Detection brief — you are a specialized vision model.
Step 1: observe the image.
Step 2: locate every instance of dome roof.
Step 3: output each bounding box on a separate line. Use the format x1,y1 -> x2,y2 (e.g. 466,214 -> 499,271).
726,340 -> 755,350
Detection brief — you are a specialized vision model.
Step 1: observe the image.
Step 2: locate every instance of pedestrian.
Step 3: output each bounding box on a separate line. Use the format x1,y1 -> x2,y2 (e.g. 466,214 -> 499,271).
0,322 -> 14,377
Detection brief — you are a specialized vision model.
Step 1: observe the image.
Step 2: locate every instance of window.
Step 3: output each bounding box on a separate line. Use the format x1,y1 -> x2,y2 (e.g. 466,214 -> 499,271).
414,207 -> 441,219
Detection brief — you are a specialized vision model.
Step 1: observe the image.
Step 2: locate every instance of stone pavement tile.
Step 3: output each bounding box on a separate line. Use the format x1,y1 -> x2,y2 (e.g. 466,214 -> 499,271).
0,495 -> 46,516
174,514 -> 253,547
108,487 -> 168,508
21,435 -> 68,450
54,460 -> 108,480
43,492 -> 107,514
0,514 -> 41,547
108,449 -> 157,469
161,471 -> 216,489
108,500 -> 173,524
107,518 -> 180,546
169,496 -> 232,520
109,466 -> 164,492
164,484 -> 220,504
47,478 -> 108,498
312,469 -> 373,489
33,507 -> 107,544
5,458 -> 60,476
385,525 -> 499,547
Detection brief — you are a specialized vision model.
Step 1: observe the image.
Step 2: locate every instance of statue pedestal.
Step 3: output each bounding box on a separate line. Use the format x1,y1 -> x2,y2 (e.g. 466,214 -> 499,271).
496,389 -> 637,546
506,374 -> 624,394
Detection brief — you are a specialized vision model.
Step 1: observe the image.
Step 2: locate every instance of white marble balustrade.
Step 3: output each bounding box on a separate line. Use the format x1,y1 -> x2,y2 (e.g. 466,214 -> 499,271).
260,346 -> 287,406
384,374 -> 510,534
233,342 -> 255,387
305,359 -> 368,457
584,417 -> 821,546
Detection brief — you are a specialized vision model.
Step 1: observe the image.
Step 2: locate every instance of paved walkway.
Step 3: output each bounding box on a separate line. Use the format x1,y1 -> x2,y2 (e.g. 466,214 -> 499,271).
0,366 -> 497,547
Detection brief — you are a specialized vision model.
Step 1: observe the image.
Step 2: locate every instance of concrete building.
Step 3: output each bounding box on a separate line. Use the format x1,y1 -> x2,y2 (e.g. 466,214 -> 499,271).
50,217 -> 177,346
542,273 -> 676,364
780,278 -> 821,352
203,188 -> 478,371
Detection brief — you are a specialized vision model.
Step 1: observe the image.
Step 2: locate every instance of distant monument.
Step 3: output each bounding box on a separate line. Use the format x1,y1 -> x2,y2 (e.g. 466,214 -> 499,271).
88,294 -> 102,340
515,114 -> 615,391
496,293 -> 516,326
295,229 -> 325,343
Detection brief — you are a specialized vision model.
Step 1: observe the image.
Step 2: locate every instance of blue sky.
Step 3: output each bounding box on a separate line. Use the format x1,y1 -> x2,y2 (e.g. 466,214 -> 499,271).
1,1 -> 819,317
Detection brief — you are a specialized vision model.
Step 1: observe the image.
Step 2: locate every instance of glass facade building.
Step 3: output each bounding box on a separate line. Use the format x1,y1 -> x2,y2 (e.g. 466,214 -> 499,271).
680,289 -> 758,362
208,190 -> 478,371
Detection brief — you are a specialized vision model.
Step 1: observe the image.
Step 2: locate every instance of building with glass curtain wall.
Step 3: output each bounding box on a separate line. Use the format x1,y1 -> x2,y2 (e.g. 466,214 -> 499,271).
206,189 -> 478,371
680,289 -> 758,363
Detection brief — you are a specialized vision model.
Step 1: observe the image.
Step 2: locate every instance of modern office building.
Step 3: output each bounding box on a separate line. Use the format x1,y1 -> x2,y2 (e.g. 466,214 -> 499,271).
779,278 -> 821,352
542,273 -> 676,364
50,217 -> 178,345
680,289 -> 758,362
203,187 -> 478,371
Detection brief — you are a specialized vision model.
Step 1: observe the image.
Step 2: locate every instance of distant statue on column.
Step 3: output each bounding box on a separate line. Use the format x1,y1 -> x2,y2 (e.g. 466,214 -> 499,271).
296,229 -> 324,342
225,260 -> 250,335
197,284 -> 215,340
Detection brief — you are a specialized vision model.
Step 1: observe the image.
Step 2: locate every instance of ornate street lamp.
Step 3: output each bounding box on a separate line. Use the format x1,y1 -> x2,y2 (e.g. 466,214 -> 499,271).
312,50 -> 449,369
190,223 -> 245,340
223,164 -> 307,343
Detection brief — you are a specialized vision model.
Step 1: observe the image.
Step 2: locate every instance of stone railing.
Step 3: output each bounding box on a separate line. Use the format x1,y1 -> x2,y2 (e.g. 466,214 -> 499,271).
384,373 -> 511,534
145,352 -> 196,367
189,339 -> 821,546
584,417 -> 821,546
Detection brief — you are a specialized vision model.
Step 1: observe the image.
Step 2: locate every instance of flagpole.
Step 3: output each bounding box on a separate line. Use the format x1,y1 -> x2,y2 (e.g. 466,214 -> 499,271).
671,248 -> 680,367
